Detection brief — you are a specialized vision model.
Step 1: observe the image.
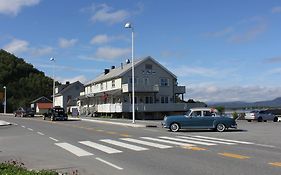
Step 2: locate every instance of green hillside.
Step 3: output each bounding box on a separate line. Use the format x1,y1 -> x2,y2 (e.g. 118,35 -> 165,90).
0,49 -> 53,113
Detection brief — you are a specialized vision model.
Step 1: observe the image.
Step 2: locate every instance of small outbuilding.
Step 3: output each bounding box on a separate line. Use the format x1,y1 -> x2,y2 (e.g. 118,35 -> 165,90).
30,96 -> 53,114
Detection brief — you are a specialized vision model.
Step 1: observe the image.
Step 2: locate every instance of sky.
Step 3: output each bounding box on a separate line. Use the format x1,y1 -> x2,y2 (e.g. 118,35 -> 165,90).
0,0 -> 281,103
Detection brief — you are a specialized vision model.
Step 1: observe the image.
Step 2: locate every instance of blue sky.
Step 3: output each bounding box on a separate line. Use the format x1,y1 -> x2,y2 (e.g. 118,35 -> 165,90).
1,0 -> 281,102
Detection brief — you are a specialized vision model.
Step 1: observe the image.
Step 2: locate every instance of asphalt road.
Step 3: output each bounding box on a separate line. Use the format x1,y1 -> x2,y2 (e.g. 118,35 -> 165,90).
1,114 -> 281,175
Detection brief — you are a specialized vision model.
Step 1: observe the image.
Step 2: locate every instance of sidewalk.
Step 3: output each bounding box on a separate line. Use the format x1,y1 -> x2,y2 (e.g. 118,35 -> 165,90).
76,116 -> 162,128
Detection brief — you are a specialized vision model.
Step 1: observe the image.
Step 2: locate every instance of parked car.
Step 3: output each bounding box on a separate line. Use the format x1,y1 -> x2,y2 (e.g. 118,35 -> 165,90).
14,107 -> 35,117
162,108 -> 237,132
43,107 -> 68,121
245,110 -> 278,122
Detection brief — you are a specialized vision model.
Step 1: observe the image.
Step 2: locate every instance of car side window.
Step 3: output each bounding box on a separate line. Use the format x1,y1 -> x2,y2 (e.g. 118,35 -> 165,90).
190,111 -> 202,117
203,111 -> 213,116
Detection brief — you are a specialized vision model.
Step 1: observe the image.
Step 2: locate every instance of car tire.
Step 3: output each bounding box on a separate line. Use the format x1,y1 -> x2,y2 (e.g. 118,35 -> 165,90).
43,116 -> 46,120
169,123 -> 180,132
51,116 -> 54,121
258,117 -> 263,122
273,117 -> 278,122
216,123 -> 226,132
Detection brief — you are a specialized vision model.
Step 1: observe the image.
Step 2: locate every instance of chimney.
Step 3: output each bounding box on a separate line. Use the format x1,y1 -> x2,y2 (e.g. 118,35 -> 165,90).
121,63 -> 123,69
66,81 -> 70,85
111,66 -> 115,69
126,59 -> 130,64
104,69 -> 110,74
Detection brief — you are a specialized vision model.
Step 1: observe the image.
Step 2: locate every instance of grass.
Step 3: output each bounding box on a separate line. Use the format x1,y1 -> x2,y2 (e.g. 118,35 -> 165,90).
0,160 -> 78,175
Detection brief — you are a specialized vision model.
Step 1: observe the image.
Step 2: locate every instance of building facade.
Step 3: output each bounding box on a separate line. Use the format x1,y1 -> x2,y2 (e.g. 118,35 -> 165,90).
78,56 -> 202,119
54,81 -> 84,112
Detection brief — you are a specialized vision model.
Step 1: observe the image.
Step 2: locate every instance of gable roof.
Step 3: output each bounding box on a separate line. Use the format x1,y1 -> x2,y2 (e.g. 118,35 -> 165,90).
31,96 -> 52,103
55,81 -> 83,96
85,56 -> 177,86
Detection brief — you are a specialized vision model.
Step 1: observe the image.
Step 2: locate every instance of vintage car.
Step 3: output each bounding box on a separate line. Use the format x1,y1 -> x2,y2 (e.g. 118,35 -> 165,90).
162,108 -> 237,132
43,106 -> 68,121
14,107 -> 35,117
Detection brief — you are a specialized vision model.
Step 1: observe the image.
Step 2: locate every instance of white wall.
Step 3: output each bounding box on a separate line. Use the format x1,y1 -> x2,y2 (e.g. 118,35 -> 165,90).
54,96 -> 63,107
85,78 -> 122,95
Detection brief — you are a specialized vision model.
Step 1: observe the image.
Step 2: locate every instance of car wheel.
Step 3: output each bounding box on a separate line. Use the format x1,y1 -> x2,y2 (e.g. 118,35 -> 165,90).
43,116 -> 46,120
273,117 -> 278,122
258,117 -> 263,122
170,123 -> 180,132
216,123 -> 226,132
51,116 -> 54,121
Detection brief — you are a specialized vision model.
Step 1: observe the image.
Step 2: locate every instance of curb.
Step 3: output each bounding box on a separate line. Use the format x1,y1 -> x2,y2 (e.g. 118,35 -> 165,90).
0,120 -> 11,126
81,118 -> 146,128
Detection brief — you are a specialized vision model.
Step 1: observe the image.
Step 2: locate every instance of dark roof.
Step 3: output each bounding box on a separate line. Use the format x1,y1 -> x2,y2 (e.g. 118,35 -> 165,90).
55,81 -> 83,96
85,56 -> 177,86
31,96 -> 52,103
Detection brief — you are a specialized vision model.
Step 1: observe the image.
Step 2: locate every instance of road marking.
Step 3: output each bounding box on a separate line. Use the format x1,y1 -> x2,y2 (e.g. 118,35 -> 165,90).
106,131 -> 117,135
55,142 -> 94,157
269,162 -> 281,167
13,123 -> 18,126
37,132 -> 44,135
159,136 -> 216,146
120,134 -> 132,137
79,141 -> 122,154
177,136 -> 236,145
96,129 -> 104,132
27,128 -> 34,131
49,137 -> 59,142
141,137 -> 195,147
96,157 -> 123,170
21,126 -> 25,128
192,136 -> 254,145
100,139 -> 148,151
218,152 -> 250,159
120,138 -> 173,149
181,146 -> 207,151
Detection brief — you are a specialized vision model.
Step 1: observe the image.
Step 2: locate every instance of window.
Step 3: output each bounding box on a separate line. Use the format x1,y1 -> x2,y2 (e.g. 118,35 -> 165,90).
190,111 -> 201,117
145,64 -> 152,70
144,78 -> 149,85
129,77 -> 138,84
145,96 -> 153,104
203,111 -> 213,116
112,80 -> 115,88
160,78 -> 169,86
161,96 -> 169,103
100,83 -> 103,91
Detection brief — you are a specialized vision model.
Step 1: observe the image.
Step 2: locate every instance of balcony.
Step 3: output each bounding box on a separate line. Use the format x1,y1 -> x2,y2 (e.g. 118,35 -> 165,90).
93,102 -> 205,113
122,84 -> 159,93
174,86 -> 186,94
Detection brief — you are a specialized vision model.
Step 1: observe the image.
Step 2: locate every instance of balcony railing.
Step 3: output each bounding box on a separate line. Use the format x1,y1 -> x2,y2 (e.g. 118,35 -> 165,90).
122,84 -> 159,93
174,86 -> 186,94
93,102 -> 204,113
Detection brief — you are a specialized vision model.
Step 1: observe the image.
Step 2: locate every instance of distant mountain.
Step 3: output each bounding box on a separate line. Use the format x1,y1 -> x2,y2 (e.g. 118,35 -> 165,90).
209,97 -> 281,109
0,49 -> 54,112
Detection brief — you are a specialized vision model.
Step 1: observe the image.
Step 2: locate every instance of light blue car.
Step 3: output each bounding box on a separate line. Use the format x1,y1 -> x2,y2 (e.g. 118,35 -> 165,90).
162,108 -> 237,132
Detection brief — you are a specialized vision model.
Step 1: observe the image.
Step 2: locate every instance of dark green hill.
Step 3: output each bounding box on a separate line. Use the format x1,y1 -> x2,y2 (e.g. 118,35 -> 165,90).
0,49 -> 53,112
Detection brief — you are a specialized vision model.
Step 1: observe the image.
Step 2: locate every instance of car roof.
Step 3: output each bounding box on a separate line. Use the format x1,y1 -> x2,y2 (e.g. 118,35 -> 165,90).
189,107 -> 217,111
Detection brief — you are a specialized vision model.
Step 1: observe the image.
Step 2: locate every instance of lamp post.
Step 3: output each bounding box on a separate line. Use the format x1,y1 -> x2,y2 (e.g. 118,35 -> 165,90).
50,57 -> 55,107
3,86 -> 6,114
124,22 -> 135,124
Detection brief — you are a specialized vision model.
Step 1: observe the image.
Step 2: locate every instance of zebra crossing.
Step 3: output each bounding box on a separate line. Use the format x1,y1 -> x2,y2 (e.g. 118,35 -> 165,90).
55,135 -> 255,157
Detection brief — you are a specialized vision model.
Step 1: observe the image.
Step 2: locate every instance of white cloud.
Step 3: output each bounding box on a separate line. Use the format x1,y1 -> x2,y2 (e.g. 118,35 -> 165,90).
203,27 -> 234,38
3,38 -> 29,54
31,47 -> 54,57
3,38 -> 54,57
90,34 -> 110,45
0,0 -> 40,16
95,46 -> 130,60
58,38 -> 78,48
57,75 -> 88,84
187,84 -> 281,102
272,6 -> 281,13
173,66 -> 217,77
90,3 -> 129,24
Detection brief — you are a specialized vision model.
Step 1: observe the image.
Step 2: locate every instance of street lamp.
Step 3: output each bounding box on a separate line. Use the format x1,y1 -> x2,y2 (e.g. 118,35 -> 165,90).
50,57 -> 55,107
124,22 -> 135,124
3,86 -> 6,114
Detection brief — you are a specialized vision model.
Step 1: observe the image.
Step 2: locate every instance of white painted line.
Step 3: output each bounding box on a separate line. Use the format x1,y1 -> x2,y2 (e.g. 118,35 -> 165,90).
81,118 -> 145,128
49,137 -> 59,142
192,135 -> 254,145
79,141 -> 122,154
160,136 -> 216,146
120,138 -> 173,149
13,123 -> 18,126
96,157 -> 123,170
141,137 -> 195,147
254,143 -> 275,148
55,142 -> 94,157
21,126 -> 25,128
27,128 -> 34,131
177,136 -> 236,145
37,132 -> 45,135
100,139 -> 148,151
